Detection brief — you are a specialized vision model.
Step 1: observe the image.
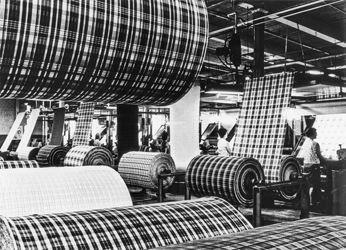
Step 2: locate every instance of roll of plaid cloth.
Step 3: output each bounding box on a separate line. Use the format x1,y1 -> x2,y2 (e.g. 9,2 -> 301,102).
118,152 -> 176,190
0,0 -> 208,105
0,166 -> 132,216
36,145 -> 69,167
64,146 -> 114,167
16,147 -> 40,160
149,216 -> 346,250
0,197 -> 253,250
0,160 -> 39,169
186,154 -> 264,207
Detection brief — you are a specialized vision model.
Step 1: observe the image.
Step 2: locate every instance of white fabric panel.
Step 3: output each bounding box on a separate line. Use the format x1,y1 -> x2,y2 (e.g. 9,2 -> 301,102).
313,114 -> 346,160
0,166 -> 132,216
170,85 -> 200,171
0,112 -> 25,152
17,109 -> 40,151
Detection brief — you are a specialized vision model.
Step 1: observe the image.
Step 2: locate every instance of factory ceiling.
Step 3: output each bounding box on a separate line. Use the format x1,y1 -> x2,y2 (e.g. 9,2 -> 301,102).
199,0 -> 346,110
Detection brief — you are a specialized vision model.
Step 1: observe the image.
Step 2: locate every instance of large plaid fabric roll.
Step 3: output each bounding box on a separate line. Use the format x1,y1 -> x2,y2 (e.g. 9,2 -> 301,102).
150,216 -> 346,250
186,155 -> 264,207
0,0 -> 208,105
231,72 -> 298,200
118,151 -> 176,190
0,160 -> 39,169
64,145 -> 114,167
0,197 -> 253,250
36,145 -> 68,167
16,146 -> 40,160
0,166 -> 132,217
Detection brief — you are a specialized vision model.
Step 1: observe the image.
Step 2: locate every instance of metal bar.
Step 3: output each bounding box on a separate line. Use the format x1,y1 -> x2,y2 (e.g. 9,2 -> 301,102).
253,186 -> 262,227
300,176 -> 310,219
158,175 -> 164,203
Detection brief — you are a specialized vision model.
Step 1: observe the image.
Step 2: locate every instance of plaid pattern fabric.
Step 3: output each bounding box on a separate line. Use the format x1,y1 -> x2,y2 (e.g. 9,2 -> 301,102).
0,0 -> 208,106
232,73 -> 294,184
64,145 -> 114,167
16,147 -> 40,160
312,114 -> 346,160
150,215 -> 346,250
50,108 -> 65,145
73,102 -> 94,147
118,151 -> 176,190
0,160 -> 39,169
186,155 -> 264,207
0,166 -> 132,217
36,145 -> 68,166
0,197 -> 253,250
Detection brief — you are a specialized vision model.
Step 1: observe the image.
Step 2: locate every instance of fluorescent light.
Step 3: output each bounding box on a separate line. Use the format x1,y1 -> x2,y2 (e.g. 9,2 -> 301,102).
306,69 -> 323,75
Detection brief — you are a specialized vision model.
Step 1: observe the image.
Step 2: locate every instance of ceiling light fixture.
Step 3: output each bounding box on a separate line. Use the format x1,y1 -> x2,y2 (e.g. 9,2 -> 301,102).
306,69 -> 324,75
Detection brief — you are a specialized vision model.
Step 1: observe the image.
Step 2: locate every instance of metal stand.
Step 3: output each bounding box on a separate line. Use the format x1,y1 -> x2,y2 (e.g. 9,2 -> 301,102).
253,176 -> 309,227
157,171 -> 186,202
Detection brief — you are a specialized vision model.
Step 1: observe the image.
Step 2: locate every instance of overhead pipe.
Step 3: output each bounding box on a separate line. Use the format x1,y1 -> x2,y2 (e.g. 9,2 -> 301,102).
209,0 -> 342,38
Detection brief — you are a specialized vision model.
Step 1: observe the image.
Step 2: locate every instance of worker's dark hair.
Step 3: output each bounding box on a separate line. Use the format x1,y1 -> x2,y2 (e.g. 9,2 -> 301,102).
162,131 -> 169,141
218,127 -> 227,138
306,127 -> 317,137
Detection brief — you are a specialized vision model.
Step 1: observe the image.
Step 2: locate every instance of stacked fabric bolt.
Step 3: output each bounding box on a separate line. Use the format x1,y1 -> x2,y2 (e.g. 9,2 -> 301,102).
0,166 -> 132,216
0,160 -> 39,169
64,146 -> 114,167
186,154 -> 264,207
36,145 -> 69,167
118,152 -> 176,190
16,147 -> 40,160
0,197 -> 253,250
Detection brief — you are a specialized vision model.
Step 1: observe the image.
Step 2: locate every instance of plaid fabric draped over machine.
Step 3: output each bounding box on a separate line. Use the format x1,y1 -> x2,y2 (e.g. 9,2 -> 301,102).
231,72 -> 300,200
0,0 -> 208,106
0,197 -> 253,250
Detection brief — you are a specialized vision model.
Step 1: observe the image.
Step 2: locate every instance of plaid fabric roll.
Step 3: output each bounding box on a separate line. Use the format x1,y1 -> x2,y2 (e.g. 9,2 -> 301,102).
36,145 -> 68,167
0,0 -> 208,106
118,151 -> 176,190
150,215 -> 346,250
64,145 -> 114,167
16,146 -> 40,160
264,155 -> 301,199
0,197 -> 253,250
0,166 -> 132,217
231,73 -> 296,200
186,155 -> 264,207
73,102 -> 94,147
0,160 -> 39,169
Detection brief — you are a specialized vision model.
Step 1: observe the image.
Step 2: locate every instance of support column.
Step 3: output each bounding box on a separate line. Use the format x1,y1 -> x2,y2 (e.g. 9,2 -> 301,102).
117,104 -> 139,162
170,84 -> 200,171
253,8 -> 267,78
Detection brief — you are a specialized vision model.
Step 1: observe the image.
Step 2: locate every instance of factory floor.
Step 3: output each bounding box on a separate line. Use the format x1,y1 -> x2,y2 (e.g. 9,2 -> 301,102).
129,187 -> 329,227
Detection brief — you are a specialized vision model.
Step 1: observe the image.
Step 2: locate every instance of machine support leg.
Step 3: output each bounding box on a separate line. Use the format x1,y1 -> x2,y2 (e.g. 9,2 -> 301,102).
300,180 -> 310,219
253,186 -> 262,227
